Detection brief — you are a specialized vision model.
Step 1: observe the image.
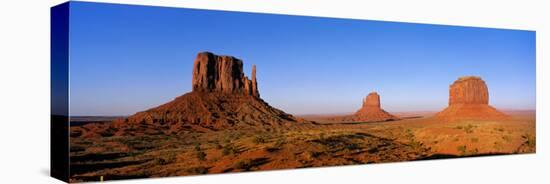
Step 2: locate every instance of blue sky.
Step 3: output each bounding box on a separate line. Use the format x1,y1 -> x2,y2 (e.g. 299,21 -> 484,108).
68,2 -> 536,116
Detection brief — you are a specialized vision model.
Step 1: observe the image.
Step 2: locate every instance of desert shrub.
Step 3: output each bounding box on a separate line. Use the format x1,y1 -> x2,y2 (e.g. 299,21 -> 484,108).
319,132 -> 326,140
345,143 -> 361,151
193,142 -> 201,151
222,145 -> 236,156
404,129 -> 422,150
470,137 -> 479,143
405,129 -> 414,139
155,152 -> 177,165
464,124 -> 476,134
409,141 -> 423,150
155,158 -> 168,165
99,130 -> 115,137
264,147 -> 280,152
214,143 -> 223,149
196,151 -> 206,161
457,145 -> 467,155
470,148 -> 479,155
274,138 -> 286,147
186,166 -> 208,174
308,151 -> 322,158
456,145 -> 478,156
235,161 -> 249,170
234,158 -> 269,171
155,156 -> 174,165
235,159 -> 259,171
222,147 -> 231,155
252,135 -> 267,144
234,159 -> 252,170
228,132 -> 244,140
264,138 -> 286,153
522,134 -> 536,148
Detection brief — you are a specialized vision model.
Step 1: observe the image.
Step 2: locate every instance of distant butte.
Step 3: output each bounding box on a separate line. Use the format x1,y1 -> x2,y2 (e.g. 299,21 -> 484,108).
435,76 -> 510,121
344,92 -> 398,122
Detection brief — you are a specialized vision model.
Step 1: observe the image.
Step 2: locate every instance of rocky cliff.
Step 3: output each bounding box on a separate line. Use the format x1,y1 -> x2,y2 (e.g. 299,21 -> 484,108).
362,92 -> 381,108
192,52 -> 259,97
435,76 -> 509,121
448,76 -> 489,105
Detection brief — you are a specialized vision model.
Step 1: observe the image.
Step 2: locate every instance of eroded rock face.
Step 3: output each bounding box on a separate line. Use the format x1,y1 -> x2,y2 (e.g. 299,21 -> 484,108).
436,76 -> 509,121
363,92 -> 381,108
192,52 -> 259,97
449,76 -> 489,105
251,65 -> 259,97
343,92 -> 398,122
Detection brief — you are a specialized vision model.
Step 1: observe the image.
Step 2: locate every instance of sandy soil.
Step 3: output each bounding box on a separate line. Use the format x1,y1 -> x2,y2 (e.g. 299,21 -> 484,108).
68,112 -> 535,182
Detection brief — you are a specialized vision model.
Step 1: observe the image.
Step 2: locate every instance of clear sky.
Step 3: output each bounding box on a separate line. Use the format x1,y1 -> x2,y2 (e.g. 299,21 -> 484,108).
68,2 -> 536,116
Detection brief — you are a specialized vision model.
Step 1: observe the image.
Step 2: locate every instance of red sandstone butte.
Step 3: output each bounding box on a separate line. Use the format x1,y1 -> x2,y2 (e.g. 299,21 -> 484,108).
192,52 -> 259,97
347,92 -> 398,122
435,76 -> 510,121
76,52 -> 310,137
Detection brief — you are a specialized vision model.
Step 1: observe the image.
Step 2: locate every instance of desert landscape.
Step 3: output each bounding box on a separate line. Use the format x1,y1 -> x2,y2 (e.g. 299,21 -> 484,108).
67,52 -> 535,182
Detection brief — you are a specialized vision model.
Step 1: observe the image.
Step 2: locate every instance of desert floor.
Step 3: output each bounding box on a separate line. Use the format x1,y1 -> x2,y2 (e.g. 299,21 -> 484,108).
69,111 -> 535,182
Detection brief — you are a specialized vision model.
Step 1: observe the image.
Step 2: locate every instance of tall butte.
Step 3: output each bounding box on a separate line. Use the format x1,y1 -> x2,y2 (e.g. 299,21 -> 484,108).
345,92 -> 398,122
98,52 -> 307,136
435,76 -> 510,121
191,52 -> 259,97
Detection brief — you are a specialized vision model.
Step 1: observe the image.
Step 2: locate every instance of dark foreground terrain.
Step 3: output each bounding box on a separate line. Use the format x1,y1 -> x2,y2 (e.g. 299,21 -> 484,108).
69,112 -> 535,182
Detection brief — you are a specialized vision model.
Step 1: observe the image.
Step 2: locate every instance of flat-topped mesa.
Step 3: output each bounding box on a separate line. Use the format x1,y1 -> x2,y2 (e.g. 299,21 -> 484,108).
362,92 -> 381,109
436,76 -> 509,121
192,52 -> 259,97
449,76 -> 488,105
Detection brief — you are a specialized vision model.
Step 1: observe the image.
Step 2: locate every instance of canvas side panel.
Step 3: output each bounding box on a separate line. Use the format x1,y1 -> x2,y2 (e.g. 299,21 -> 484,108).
51,2 -> 70,182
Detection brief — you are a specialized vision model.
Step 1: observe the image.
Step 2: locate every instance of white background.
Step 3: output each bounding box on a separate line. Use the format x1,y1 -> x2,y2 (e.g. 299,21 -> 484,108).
0,0 -> 548,183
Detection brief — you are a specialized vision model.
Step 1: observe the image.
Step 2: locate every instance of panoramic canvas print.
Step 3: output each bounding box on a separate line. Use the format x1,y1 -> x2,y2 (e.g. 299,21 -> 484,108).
51,1 -> 536,183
